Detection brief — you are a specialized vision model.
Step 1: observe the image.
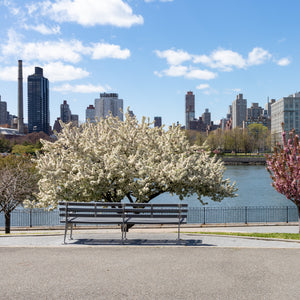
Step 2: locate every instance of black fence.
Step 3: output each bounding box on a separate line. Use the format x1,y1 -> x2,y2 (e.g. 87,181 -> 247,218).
0,206 -> 298,228
187,206 -> 298,224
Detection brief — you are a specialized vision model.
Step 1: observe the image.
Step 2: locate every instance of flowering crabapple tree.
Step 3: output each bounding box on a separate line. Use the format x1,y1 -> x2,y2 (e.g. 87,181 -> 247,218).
34,109 -> 236,209
266,127 -> 300,232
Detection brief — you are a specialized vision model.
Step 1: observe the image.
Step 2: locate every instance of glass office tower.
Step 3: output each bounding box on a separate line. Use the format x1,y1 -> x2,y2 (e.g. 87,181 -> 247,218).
27,67 -> 49,134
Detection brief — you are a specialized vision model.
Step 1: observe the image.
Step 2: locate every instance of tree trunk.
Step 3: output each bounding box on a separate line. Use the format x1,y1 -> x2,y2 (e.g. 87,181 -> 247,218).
5,212 -> 11,234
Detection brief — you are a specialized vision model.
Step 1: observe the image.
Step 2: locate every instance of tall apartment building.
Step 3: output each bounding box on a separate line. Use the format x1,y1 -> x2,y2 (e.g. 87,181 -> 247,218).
232,94 -> 247,128
185,91 -> 195,130
86,105 -> 96,123
27,67 -> 49,134
95,93 -> 123,121
0,96 -> 7,125
247,103 -> 264,121
265,98 -> 276,118
154,116 -> 162,127
202,108 -> 211,126
271,93 -> 300,144
227,105 -> 232,120
60,100 -> 71,123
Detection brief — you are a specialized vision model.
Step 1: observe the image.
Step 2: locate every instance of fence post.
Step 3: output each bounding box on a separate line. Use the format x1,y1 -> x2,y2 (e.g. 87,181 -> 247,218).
245,206 -> 248,224
30,209 -> 32,228
203,207 -> 206,225
287,206 -> 289,223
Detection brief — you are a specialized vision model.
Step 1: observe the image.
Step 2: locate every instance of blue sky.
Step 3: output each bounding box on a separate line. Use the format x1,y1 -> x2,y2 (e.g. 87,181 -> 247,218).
0,0 -> 298,127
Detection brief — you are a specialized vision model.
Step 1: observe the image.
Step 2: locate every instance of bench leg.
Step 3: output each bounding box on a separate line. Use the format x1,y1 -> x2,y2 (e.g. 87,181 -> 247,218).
63,223 -> 68,244
70,223 -> 74,240
177,223 -> 181,244
121,224 -> 124,243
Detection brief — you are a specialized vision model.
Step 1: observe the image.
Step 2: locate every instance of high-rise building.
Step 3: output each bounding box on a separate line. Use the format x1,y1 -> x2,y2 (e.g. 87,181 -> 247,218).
202,108 -> 211,126
185,91 -> 195,130
227,105 -> 232,120
247,103 -> 264,121
27,67 -> 49,134
95,93 -> 123,121
154,116 -> 162,127
271,93 -> 300,145
71,114 -> 79,127
60,100 -> 71,123
232,94 -> 247,128
86,105 -> 96,123
0,95 -> 7,125
265,98 -> 276,118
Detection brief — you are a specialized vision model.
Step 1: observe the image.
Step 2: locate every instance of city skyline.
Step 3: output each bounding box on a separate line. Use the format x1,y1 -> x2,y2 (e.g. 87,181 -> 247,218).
0,0 -> 298,126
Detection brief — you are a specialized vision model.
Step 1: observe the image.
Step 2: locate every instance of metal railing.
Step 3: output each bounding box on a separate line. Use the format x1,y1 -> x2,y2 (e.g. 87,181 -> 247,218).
187,206 -> 298,224
0,206 -> 298,228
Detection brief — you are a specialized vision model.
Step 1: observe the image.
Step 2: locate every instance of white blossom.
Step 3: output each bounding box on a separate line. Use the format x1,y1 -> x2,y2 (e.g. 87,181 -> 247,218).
35,109 -> 236,208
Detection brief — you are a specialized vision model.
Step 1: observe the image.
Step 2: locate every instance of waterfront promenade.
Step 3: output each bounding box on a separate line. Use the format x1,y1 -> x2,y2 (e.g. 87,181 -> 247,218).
1,225 -> 300,299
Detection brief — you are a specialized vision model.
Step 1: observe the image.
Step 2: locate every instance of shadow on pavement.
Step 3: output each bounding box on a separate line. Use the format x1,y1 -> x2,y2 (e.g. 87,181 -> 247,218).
68,238 -> 214,246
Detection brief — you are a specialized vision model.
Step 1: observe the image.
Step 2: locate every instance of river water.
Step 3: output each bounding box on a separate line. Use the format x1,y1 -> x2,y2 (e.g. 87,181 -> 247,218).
1,165 -> 297,227
152,165 -> 295,208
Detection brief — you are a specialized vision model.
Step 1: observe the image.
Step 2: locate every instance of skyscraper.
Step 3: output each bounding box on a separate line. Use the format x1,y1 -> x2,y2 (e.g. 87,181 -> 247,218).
271,93 -> 300,145
185,91 -> 195,130
86,105 -> 96,123
60,100 -> 71,123
154,116 -> 162,127
28,67 -> 49,134
202,108 -> 211,126
232,94 -> 247,128
95,93 -> 123,121
0,95 -> 7,125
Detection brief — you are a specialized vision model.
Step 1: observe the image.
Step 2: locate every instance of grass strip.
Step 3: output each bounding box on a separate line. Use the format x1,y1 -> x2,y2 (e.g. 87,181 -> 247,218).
185,231 -> 300,240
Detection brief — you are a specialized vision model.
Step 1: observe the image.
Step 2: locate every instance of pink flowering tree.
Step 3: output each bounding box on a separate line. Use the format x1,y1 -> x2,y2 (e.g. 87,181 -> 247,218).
266,127 -> 300,231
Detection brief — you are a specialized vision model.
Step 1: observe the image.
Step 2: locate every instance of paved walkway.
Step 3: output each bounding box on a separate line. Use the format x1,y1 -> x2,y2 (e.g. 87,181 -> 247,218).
2,225 -> 300,299
1,225 -> 300,248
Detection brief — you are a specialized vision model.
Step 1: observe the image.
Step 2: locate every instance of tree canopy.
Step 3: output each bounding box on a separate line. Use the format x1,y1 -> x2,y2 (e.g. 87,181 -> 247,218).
266,127 -> 300,231
0,155 -> 39,233
35,110 -> 236,209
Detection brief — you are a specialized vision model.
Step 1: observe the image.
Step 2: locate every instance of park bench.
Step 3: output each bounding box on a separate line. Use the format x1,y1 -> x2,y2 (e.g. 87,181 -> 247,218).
59,202 -> 188,244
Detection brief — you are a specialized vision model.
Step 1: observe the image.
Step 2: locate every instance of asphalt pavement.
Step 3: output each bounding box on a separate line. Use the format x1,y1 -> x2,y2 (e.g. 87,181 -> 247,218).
1,225 -> 300,299
1,225 -> 300,248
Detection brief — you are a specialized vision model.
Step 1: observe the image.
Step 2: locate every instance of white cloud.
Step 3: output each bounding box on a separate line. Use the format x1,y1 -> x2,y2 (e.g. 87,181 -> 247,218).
2,37 -> 82,63
186,68 -> 217,80
156,65 -> 188,77
247,47 -> 271,66
0,62 -> 87,83
91,43 -> 130,60
196,84 -> 210,90
53,83 -> 110,93
1,30 -> 130,63
154,65 -> 217,80
193,50 -> 246,71
277,57 -> 291,66
160,47 -> 280,72
23,24 -> 61,35
0,65 -> 21,81
155,49 -> 192,65
210,49 -> 246,71
43,62 -> 89,82
3,0 -> 21,16
37,0 -> 143,28
193,55 -> 212,65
